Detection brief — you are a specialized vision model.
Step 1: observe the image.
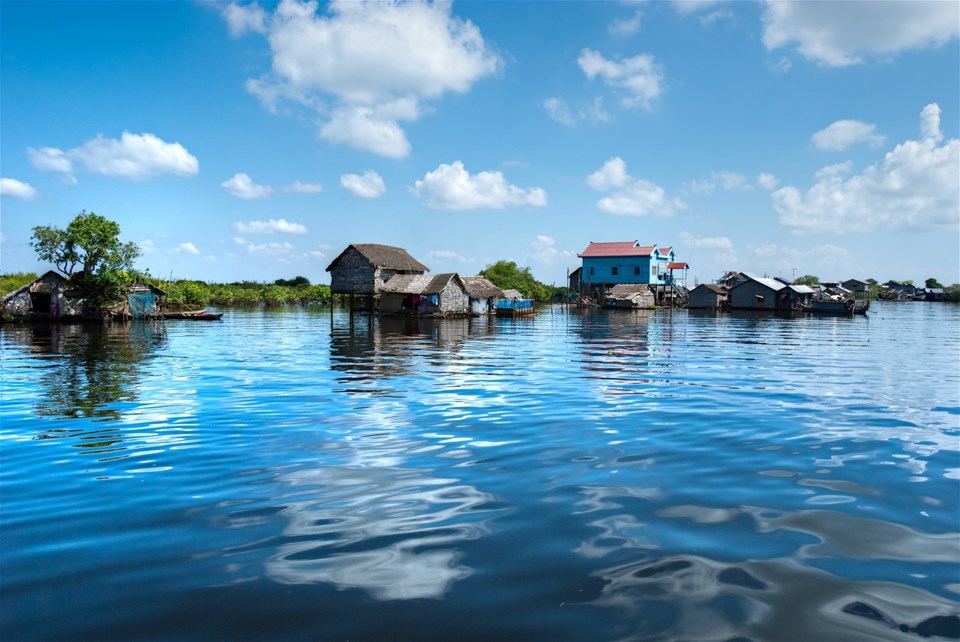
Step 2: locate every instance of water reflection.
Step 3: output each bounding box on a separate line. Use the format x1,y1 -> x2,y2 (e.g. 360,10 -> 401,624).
2,322 -> 166,423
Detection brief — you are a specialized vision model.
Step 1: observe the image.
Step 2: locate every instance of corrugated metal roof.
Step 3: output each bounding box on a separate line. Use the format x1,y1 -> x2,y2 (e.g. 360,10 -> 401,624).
666,262 -> 688,269
380,273 -> 460,295
578,241 -> 656,258
460,276 -> 503,298
326,244 -> 429,273
738,272 -> 787,292
693,283 -> 727,294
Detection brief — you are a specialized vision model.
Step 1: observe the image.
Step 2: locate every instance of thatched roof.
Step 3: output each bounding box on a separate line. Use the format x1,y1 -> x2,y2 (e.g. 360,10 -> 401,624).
325,244 -> 429,273
2,270 -> 68,302
500,289 -> 525,300
460,276 -> 503,299
380,273 -> 463,295
607,284 -> 652,298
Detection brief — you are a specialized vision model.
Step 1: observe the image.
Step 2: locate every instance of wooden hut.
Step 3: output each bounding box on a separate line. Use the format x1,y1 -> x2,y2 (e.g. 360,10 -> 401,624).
687,283 -> 728,309
729,272 -> 813,312
326,244 -> 429,309
2,271 -> 85,320
461,276 -> 503,315
378,273 -> 469,317
603,284 -> 655,309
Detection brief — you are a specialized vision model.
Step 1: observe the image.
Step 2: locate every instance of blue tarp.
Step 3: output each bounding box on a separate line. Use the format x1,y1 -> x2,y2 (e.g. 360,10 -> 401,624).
127,292 -> 157,318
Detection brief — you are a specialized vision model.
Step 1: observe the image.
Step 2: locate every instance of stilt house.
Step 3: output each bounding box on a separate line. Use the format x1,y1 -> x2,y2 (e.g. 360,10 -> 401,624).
2,271 -> 85,319
378,273 -> 469,316
461,276 -> 503,315
326,244 -> 429,308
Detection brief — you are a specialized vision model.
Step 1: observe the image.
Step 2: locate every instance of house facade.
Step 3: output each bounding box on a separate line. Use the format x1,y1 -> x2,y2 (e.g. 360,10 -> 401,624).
687,283 -> 728,309
326,244 -> 429,296
729,272 -> 813,311
577,241 -> 675,289
461,276 -> 503,315
2,271 -> 85,320
378,273 -> 469,316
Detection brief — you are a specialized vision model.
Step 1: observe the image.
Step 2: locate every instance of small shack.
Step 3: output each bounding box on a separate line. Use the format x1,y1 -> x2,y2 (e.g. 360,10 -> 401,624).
379,273 -> 469,317
461,276 -> 503,315
729,272 -> 813,312
111,284 -> 167,319
604,284 -> 655,309
326,244 -> 429,309
687,283 -> 728,309
496,289 -> 535,316
2,271 -> 85,320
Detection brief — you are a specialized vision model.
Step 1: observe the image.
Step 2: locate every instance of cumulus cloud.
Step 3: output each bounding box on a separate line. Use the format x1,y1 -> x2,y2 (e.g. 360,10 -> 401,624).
544,97 -> 575,126
233,218 -> 307,234
222,173 -> 273,199
413,161 -> 547,211
757,173 -> 779,190
814,161 -> 854,179
609,11 -> 643,36
226,0 -> 500,157
0,178 -> 39,200
588,156 -> 683,216
233,237 -> 295,255
749,242 -> 851,276
544,96 -> 610,126
223,2 -> 267,36
285,180 -> 323,193
773,103 -> 959,234
680,232 -> 734,250
340,170 -> 386,199
176,242 -> 201,255
578,48 -> 664,109
762,0 -> 959,67
812,119 -> 886,151
27,132 -> 198,181
529,235 -> 575,265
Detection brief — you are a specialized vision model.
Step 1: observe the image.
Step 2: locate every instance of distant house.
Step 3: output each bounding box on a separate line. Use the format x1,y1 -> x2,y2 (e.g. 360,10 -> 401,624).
882,281 -> 917,300
2,271 -> 85,320
687,283 -> 728,309
729,272 -> 814,312
461,276 -> 503,315
924,288 -> 945,302
568,267 -> 582,292
326,244 -> 429,296
378,273 -> 469,316
717,271 -> 748,289
604,284 -> 655,309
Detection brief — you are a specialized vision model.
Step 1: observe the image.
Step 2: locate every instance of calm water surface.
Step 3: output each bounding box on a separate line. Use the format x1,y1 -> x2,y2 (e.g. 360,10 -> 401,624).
2,303 -> 958,641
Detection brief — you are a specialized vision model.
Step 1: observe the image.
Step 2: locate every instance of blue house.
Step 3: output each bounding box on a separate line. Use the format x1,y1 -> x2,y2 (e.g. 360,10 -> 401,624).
577,241 -> 686,288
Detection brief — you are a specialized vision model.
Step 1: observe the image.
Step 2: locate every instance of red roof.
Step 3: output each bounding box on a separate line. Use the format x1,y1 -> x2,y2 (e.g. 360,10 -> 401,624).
578,241 -> 656,258
667,262 -> 688,269
658,247 -> 673,256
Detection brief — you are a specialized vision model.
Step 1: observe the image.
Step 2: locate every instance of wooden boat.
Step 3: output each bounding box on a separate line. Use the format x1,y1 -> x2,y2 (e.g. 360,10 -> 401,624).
164,309 -> 223,320
810,298 -> 869,316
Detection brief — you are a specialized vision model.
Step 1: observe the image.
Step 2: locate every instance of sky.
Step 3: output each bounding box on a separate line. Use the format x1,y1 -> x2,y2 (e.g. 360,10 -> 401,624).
1,0 -> 958,288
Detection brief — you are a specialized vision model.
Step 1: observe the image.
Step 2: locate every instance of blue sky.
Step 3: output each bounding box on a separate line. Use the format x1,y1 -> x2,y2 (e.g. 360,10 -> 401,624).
2,0 -> 958,288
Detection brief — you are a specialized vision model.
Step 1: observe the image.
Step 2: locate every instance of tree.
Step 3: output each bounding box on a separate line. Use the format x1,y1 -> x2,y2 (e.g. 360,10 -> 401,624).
31,211 -> 142,310
925,277 -> 944,289
480,260 -> 552,301
793,274 -> 820,286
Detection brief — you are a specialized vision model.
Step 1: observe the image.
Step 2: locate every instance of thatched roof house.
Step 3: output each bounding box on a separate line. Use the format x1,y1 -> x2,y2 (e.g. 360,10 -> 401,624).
379,273 -> 469,316
461,276 -> 503,314
2,270 -> 85,320
326,244 -> 429,295
604,284 -> 655,309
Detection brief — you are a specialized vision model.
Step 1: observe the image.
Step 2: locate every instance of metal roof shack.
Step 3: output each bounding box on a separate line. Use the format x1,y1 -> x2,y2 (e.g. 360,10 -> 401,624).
687,283 -> 728,309
729,272 -> 813,312
378,273 -> 469,317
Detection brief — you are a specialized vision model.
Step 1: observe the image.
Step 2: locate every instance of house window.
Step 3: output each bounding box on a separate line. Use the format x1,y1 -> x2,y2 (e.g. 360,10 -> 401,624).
589,267 -> 594,276
611,266 -> 618,276
634,266 -> 640,276
755,295 -> 765,303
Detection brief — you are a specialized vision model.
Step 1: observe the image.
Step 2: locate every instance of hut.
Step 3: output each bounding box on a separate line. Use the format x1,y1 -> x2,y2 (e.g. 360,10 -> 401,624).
496,289 -> 535,316
687,283 -> 728,309
378,273 -> 469,317
2,271 -> 85,320
111,284 -> 167,319
461,276 -> 503,315
326,244 -> 429,309
603,284 -> 655,309
729,272 -> 813,312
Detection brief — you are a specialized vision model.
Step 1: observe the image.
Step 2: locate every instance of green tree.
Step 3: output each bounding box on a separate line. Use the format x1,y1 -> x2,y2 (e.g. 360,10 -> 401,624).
480,260 -> 552,301
31,211 -> 142,310
925,277 -> 944,289
793,274 -> 820,286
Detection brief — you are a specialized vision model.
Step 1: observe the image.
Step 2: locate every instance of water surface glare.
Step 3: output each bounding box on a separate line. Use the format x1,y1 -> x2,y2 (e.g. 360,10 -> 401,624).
2,303 -> 958,641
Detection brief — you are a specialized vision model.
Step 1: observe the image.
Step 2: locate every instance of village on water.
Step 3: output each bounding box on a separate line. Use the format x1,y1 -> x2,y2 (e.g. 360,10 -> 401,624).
3,234 -> 952,324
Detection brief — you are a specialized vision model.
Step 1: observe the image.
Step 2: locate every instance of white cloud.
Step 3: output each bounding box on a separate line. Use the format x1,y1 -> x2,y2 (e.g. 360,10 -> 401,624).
529,235 -> 576,265
588,156 -> 683,217
680,232 -> 734,250
340,170 -> 386,199
748,242 -> 851,277
814,161 -> 854,179
0,178 -> 39,200
221,173 -> 273,199
609,11 -> 643,37
27,146 -> 73,173
233,218 -> 308,234
920,103 -> 943,142
774,103 -> 959,234
686,170 -> 750,194
544,97 -> 575,126
27,132 -> 198,180
762,0 -> 959,67
578,48 -> 664,109
176,242 -> 201,255
673,1 -> 724,17
757,172 -> 779,190
427,249 -> 472,264
233,237 -> 295,255
139,239 -> 158,254
812,119 -> 886,151
233,0 -> 500,157
223,2 -> 267,36
587,157 -> 631,191
285,180 -> 323,193
413,161 -> 547,211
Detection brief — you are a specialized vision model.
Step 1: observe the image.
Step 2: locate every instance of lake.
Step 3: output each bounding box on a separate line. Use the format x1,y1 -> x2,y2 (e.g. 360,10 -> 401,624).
1,302 -> 958,641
